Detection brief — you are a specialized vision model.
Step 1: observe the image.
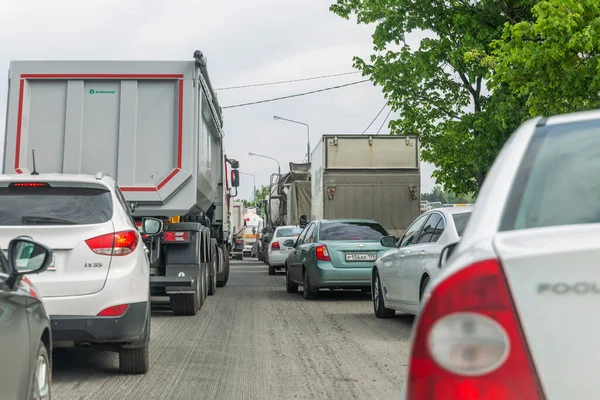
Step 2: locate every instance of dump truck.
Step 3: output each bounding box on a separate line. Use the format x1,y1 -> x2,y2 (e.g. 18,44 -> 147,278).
230,201 -> 245,260
311,134 -> 420,238
2,50 -> 239,316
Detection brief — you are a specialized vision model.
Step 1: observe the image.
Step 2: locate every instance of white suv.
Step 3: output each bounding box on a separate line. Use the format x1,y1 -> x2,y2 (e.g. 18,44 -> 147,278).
0,173 -> 163,374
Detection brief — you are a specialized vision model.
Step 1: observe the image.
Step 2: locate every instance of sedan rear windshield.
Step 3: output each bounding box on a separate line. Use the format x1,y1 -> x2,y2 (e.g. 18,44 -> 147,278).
501,119 -> 600,231
319,222 -> 388,241
452,212 -> 472,237
276,228 -> 304,237
0,186 -> 113,226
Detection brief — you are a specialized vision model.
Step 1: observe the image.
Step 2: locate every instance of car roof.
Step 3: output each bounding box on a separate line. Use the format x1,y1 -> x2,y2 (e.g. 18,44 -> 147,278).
319,219 -> 381,224
428,205 -> 474,216
275,225 -> 302,230
545,108 -> 600,126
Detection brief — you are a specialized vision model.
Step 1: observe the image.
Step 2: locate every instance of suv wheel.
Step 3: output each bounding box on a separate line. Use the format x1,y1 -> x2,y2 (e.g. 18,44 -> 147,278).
119,346 -> 149,374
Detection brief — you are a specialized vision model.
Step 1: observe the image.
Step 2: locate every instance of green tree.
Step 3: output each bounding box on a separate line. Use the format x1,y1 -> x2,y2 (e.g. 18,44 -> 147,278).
491,0 -> 600,116
242,185 -> 270,208
330,0 -> 534,194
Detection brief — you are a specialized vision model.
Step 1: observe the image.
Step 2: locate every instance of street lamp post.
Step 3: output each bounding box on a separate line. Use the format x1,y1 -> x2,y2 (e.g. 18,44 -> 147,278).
273,115 -> 311,163
248,152 -> 281,178
239,172 -> 256,204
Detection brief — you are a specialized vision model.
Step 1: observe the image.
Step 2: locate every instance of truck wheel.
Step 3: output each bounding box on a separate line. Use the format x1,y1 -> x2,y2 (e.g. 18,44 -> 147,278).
217,244 -> 230,287
208,245 -> 218,295
203,262 -> 209,303
170,268 -> 200,315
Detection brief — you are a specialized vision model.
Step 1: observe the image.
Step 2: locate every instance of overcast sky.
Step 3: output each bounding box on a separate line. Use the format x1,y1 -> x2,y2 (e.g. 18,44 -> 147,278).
0,0 -> 437,201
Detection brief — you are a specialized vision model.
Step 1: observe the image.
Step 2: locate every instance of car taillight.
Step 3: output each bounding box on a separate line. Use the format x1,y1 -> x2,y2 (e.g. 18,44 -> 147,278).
271,241 -> 280,250
97,304 -> 129,317
9,182 -> 50,188
135,221 -> 148,239
163,231 -> 190,243
315,245 -> 331,261
407,258 -> 543,400
86,230 -> 139,256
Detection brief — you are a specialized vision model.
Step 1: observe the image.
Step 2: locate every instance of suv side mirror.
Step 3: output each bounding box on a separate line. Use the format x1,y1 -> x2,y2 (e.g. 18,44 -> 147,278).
380,236 -> 397,248
439,242 -> 459,269
282,239 -> 296,248
142,217 -> 164,236
6,238 -> 53,290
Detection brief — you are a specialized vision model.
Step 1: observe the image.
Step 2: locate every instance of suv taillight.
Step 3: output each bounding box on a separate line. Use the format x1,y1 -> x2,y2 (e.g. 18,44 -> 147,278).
271,241 -> 280,250
86,230 -> 139,256
407,259 -> 543,399
315,245 -> 331,261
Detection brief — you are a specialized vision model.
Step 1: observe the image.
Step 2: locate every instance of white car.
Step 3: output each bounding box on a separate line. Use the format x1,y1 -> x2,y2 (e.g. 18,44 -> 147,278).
267,225 -> 304,275
0,173 -> 164,375
372,206 -> 472,317
401,109 -> 600,399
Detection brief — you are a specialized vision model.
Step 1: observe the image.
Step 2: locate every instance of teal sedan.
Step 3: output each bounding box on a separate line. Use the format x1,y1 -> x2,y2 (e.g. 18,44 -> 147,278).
283,219 -> 390,300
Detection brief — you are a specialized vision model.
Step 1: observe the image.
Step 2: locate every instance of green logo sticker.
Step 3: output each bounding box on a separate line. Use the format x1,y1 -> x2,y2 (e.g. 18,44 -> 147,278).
89,89 -> 115,95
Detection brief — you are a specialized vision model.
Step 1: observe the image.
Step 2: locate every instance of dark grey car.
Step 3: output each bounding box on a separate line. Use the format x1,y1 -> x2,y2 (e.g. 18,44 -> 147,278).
0,237 -> 54,399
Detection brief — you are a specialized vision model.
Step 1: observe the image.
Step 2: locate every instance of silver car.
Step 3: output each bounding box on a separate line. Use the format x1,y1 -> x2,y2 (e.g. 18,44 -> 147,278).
372,207 -> 472,317
1,237 -> 54,400
267,225 -> 304,275
401,109 -> 600,399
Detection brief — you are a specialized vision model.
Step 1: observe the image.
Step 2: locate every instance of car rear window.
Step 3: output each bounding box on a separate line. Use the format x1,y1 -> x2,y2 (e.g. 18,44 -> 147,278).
0,186 -> 113,226
276,227 -> 303,237
319,221 -> 388,241
501,118 -> 600,231
452,212 -> 472,237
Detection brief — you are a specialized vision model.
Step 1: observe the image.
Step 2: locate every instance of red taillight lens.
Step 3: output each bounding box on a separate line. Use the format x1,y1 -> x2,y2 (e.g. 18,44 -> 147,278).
135,221 -> 148,239
315,245 -> 331,261
163,231 -> 190,243
97,304 -> 129,317
407,259 -> 543,400
271,241 -> 280,250
86,230 -> 139,256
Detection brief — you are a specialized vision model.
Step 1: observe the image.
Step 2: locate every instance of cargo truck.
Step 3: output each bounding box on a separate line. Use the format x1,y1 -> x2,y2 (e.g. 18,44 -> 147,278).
230,201 -> 245,260
2,50 -> 239,316
311,134 -> 420,238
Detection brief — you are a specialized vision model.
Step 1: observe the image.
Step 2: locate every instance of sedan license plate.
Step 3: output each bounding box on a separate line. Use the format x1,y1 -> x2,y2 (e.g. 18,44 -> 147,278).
345,253 -> 377,262
2,250 -> 56,271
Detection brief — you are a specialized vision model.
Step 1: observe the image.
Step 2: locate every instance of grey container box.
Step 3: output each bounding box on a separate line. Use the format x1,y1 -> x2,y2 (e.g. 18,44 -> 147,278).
311,134 -> 421,238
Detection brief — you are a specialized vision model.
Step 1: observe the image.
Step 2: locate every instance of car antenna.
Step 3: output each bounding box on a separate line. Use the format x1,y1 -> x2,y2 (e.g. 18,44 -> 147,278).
31,150 -> 39,175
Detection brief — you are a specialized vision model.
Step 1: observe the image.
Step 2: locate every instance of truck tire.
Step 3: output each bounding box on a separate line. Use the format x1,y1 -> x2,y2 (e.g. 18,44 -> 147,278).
170,267 -> 201,315
217,244 -> 230,287
208,245 -> 218,295
202,262 -> 209,304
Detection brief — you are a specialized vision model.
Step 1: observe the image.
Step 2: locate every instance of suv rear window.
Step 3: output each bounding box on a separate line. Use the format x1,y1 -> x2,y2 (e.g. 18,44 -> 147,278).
319,221 -> 388,241
276,227 -> 303,237
452,212 -> 472,237
501,119 -> 600,230
0,186 -> 113,226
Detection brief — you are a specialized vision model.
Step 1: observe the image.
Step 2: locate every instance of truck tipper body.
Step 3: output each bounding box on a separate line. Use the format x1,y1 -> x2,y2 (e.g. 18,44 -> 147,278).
311,134 -> 420,238
230,201 -> 245,260
2,50 -> 239,316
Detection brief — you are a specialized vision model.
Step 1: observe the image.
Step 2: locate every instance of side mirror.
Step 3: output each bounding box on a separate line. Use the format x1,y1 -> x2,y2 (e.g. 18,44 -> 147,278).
439,242 -> 459,269
142,217 -> 163,236
230,170 -> 240,187
6,238 -> 53,289
283,239 -> 295,248
380,235 -> 397,248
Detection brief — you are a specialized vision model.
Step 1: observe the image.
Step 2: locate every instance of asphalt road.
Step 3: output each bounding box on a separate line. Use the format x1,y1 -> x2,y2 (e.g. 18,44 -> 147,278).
51,259 -> 414,400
